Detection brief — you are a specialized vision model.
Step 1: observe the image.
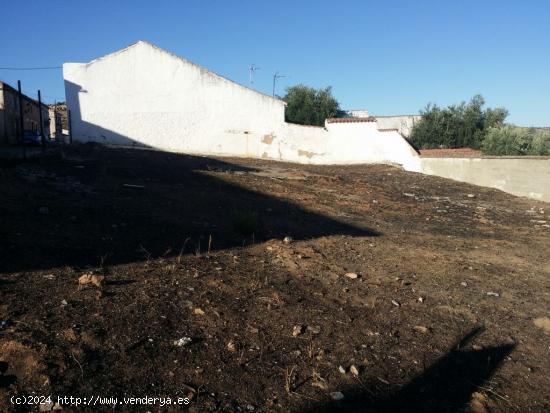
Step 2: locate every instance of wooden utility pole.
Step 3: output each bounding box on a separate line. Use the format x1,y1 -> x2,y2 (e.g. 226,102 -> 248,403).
17,80 -> 26,158
38,89 -> 45,148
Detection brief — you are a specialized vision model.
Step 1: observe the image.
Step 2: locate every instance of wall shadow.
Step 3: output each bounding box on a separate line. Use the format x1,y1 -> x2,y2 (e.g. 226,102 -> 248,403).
0,79 -> 379,274
0,143 -> 378,274
302,327 -> 514,413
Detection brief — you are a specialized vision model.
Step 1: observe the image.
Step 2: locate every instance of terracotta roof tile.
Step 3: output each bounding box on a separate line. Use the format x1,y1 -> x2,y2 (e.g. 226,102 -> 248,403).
326,116 -> 376,123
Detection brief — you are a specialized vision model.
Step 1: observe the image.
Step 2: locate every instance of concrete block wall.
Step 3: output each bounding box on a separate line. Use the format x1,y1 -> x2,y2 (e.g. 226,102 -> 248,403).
420,157 -> 550,201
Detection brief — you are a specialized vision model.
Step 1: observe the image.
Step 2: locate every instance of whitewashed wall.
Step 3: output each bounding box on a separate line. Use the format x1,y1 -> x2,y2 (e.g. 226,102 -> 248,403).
64,41 -> 420,169
374,115 -> 422,138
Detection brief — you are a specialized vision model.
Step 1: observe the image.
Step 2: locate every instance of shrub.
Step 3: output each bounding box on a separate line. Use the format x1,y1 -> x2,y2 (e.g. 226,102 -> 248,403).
529,129 -> 550,155
481,126 -> 550,156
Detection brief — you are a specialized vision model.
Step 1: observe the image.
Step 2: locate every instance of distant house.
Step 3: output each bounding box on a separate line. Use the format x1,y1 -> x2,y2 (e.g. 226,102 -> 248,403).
48,103 -> 67,141
345,109 -> 422,138
346,109 -> 370,118
0,80 -> 50,145
371,115 -> 422,138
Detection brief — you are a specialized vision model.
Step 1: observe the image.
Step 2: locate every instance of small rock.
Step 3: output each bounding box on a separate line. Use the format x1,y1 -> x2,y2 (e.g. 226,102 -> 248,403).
338,365 -> 346,374
39,402 -> 63,411
330,391 -> 345,401
461,282 -> 468,287
173,337 -> 192,347
413,325 -> 429,334
38,206 -> 50,215
78,273 -> 105,289
486,292 -> 500,297
246,404 -> 255,411
350,365 -> 360,376
60,299 -> 68,306
194,308 -> 205,315
533,317 -> 550,332
468,391 -> 489,413
467,194 -> 475,198
292,325 -> 304,337
344,272 -> 359,279
283,236 -> 293,244
417,297 -> 424,303
472,344 -> 483,351
391,299 -> 401,307
307,325 -> 321,334
227,340 -> 237,352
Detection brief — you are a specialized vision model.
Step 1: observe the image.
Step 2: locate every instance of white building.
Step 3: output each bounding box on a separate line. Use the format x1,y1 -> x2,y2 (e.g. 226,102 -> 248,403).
345,109 -> 422,138
372,115 -> 422,138
63,41 -> 420,170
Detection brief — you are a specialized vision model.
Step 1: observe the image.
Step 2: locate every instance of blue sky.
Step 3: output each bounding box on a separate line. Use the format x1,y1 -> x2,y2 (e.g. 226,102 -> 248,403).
1,0 -> 549,126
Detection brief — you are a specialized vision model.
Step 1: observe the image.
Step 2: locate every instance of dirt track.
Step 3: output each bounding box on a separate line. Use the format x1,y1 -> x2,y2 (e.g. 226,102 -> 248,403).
1,144 -> 549,412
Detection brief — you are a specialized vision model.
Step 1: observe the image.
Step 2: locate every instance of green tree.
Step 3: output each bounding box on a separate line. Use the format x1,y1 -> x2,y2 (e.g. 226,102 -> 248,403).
410,95 -> 509,149
482,125 -> 550,156
283,85 -> 341,126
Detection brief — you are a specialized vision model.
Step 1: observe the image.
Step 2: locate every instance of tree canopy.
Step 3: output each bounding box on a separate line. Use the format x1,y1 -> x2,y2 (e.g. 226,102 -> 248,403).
283,85 -> 341,127
410,95 -> 508,149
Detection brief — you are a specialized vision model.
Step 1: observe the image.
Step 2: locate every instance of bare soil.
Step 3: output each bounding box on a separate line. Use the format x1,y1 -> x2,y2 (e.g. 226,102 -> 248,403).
1,144 -> 549,412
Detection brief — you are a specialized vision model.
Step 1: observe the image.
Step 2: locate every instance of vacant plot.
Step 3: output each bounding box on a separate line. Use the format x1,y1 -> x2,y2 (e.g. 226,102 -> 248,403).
1,144 -> 549,412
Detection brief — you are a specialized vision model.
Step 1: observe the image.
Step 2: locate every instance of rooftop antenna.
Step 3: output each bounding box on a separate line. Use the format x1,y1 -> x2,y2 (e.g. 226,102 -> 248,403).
272,71 -> 286,97
249,64 -> 260,85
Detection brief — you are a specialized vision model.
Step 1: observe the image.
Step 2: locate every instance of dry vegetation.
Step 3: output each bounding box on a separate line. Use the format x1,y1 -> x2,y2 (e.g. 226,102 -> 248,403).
0,144 -> 549,412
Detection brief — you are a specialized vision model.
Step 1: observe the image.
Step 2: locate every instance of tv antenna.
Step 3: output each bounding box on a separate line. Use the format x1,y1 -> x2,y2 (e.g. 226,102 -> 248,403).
249,64 -> 260,85
272,71 -> 287,97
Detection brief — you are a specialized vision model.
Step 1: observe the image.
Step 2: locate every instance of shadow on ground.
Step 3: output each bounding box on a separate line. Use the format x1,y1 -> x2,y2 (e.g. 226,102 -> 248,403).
302,327 -> 515,413
0,144 -> 379,274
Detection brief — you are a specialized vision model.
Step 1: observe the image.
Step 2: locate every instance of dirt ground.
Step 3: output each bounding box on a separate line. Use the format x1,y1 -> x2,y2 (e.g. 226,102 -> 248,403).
1,144 -> 549,412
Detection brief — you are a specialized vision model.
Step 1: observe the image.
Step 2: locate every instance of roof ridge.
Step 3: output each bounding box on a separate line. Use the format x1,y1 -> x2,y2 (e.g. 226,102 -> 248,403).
64,40 -> 286,104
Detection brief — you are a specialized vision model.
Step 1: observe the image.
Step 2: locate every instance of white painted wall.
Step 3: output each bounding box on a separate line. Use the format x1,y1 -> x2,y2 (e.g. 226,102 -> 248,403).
64,41 -> 420,169
374,115 -> 422,138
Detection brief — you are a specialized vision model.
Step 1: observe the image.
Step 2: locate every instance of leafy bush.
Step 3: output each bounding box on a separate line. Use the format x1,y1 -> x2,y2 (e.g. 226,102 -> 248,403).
529,129 -> 550,155
410,95 -> 508,149
482,126 -> 550,156
283,85 -> 341,126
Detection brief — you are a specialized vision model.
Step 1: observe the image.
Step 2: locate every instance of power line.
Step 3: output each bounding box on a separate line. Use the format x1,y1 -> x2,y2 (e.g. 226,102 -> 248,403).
0,66 -> 62,70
